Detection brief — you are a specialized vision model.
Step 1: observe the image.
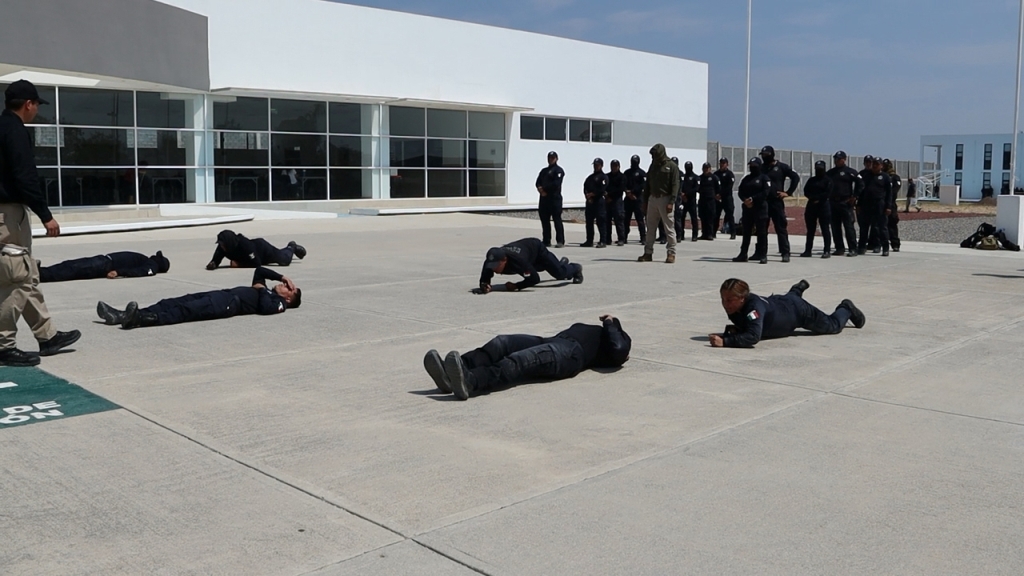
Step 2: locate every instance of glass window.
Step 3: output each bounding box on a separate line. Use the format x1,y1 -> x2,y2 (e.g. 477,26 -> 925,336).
0,84 -> 59,124
1004,143 -> 1012,170
984,143 -> 993,170
569,119 -> 590,142
428,170 -> 466,197
469,141 -> 505,169
955,144 -> 964,170
1002,172 -> 1011,192
271,133 -> 326,166
427,109 -> 466,138
214,131 -> 269,167
330,103 -> 371,135
592,121 -> 612,143
390,106 -> 424,137
59,88 -> 133,126
31,127 -> 58,166
37,168 -> 59,207
520,115 -> 544,140
389,138 -> 425,167
213,97 -> 268,131
469,170 -> 505,197
61,168 -> 136,206
272,168 -> 327,201
214,168 -> 269,202
983,172 -> 992,187
954,172 -> 962,186
427,139 -> 466,168
136,130 -> 193,166
137,92 -> 188,129
330,168 -> 374,199
330,136 -> 374,167
545,117 -> 567,141
139,168 -> 192,204
469,112 -> 504,140
271,99 -> 326,133
389,168 -> 425,198
60,128 -> 134,166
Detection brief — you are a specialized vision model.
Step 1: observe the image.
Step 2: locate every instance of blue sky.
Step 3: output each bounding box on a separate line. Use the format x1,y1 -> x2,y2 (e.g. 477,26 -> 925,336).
334,0 -> 1023,160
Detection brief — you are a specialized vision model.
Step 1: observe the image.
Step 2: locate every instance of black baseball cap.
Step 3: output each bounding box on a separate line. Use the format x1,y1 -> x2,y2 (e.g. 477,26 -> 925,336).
760,145 -> 775,156
833,150 -> 847,159
719,157 -> 729,164
547,151 -> 558,159
748,157 -> 763,166
871,156 -> 883,164
484,247 -> 506,270
864,155 -> 874,163
4,80 -> 48,104
814,160 -> 827,170
592,157 -> 604,165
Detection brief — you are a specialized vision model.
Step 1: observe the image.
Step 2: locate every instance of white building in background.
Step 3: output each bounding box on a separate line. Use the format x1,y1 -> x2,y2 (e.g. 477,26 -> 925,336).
920,133 -> 1024,200
0,0 -> 708,211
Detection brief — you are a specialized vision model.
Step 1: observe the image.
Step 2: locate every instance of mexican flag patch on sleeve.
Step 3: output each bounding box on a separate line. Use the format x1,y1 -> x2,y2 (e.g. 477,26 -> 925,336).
747,310 -> 760,321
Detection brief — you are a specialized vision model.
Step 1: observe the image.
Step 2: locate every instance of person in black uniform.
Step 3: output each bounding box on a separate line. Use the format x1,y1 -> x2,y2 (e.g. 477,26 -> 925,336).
714,157 -> 737,239
858,156 -> 878,251
800,161 -> 833,258
733,157 -> 771,264
759,146 -> 800,262
883,159 -> 902,252
623,155 -> 647,244
423,314 -> 631,400
478,238 -> 583,293
40,251 -> 170,282
676,159 -> 700,242
96,267 -> 301,330
697,162 -> 720,240
857,157 -> 893,256
826,151 -> 863,257
709,278 -> 865,348
605,159 -> 627,246
536,151 -> 566,248
582,158 -> 609,248
207,230 -> 306,270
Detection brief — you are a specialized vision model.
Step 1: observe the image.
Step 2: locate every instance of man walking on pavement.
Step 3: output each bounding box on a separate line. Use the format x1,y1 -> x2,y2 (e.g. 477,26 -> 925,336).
759,146 -> 800,262
536,151 -> 566,248
638,144 -> 679,264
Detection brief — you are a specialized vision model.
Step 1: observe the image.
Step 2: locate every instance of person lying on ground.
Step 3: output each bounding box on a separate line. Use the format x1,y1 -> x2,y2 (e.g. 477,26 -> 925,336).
206,229 -> 306,270
478,237 -> 583,293
40,251 -> 169,282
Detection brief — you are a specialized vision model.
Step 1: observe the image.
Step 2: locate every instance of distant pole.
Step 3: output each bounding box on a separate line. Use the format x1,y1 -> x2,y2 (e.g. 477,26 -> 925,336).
744,0 -> 752,158
1012,0 -> 1024,190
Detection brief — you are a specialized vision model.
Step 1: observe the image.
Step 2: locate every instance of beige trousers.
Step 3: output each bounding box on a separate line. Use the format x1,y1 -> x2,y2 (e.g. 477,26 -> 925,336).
0,203 -> 55,349
644,195 -> 677,256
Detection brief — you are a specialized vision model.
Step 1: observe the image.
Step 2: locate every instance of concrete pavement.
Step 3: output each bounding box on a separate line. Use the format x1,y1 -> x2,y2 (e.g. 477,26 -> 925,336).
2,214 -> 1023,575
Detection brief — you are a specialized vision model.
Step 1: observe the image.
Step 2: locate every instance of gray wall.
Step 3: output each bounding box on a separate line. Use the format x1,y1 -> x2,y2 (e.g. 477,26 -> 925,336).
614,121 -> 707,150
0,0 -> 209,91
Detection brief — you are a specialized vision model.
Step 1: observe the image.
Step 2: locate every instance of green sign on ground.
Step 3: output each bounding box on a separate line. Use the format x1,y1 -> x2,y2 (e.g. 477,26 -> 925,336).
0,367 -> 119,429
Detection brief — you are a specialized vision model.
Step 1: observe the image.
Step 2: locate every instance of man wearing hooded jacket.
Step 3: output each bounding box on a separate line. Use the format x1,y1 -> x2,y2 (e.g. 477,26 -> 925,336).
40,251 -> 171,282
638,144 -> 679,264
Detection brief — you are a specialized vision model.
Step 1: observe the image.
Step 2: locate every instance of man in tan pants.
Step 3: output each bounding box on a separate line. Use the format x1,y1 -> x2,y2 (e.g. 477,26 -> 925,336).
0,80 -> 80,366
638,143 -> 679,263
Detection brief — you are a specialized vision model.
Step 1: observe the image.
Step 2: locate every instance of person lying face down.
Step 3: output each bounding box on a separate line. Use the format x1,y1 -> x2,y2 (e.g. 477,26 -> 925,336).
478,237 -> 583,293
423,314 -> 631,400
207,229 -> 307,270
96,267 -> 301,330
39,251 -> 170,282
709,278 -> 865,348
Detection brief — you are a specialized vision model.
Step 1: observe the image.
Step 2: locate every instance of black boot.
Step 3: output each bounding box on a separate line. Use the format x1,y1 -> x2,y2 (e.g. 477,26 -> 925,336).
97,301 -> 125,326
288,241 -> 307,259
444,351 -> 476,401
790,279 -> 810,297
423,349 -> 451,394
38,330 -> 81,357
572,264 -> 584,284
0,347 -> 40,367
841,299 -> 866,329
121,302 -> 159,330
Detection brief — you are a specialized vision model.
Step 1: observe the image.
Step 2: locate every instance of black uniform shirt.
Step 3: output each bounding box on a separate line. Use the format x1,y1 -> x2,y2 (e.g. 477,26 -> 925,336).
737,173 -> 771,218
724,293 -> 802,348
212,231 -> 261,267
826,165 -> 864,201
803,175 -> 834,205
697,173 -> 720,201
764,160 -> 801,199
231,267 -> 288,315
606,171 -> 626,201
714,168 -> 736,194
0,109 -> 53,224
680,171 -> 699,202
862,171 -> 893,205
556,317 -> 632,369
108,251 -> 162,277
624,167 -> 647,199
479,238 -> 546,290
535,164 -> 565,196
888,173 -> 902,208
584,171 -> 608,201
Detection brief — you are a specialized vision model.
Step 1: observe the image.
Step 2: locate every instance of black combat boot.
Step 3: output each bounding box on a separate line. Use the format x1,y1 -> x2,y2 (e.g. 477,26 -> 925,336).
841,299 -> 866,329
444,351 -> 477,401
121,302 -> 159,330
423,349 -> 451,394
790,279 -> 810,297
288,241 -> 307,259
97,301 -> 126,325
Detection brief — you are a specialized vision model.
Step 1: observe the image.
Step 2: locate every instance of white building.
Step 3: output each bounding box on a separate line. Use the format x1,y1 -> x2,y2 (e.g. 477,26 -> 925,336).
920,133 -> 1024,200
0,0 -> 708,211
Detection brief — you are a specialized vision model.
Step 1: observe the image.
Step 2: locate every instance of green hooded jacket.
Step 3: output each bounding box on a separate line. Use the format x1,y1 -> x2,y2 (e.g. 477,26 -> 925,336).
643,143 -> 680,203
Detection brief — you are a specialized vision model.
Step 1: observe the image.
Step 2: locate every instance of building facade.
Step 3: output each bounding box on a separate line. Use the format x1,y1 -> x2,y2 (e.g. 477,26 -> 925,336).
0,0 -> 708,211
920,133 -> 1024,200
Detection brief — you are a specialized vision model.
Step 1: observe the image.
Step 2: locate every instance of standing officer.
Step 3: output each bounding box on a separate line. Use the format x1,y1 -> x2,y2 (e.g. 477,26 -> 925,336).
714,157 -> 737,239
759,146 -> 800,262
638,144 -> 679,264
605,159 -> 627,246
676,159 -> 700,242
800,161 -> 833,258
623,155 -> 647,244
733,157 -> 771,264
883,159 -> 902,252
857,157 -> 892,256
697,163 -> 720,240
582,158 -> 609,248
0,80 -> 80,366
858,156 -> 880,252
535,151 -> 565,248
826,151 -> 863,257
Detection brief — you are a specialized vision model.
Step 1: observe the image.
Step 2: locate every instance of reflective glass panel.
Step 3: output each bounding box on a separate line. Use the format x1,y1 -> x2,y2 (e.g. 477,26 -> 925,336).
428,170 -> 466,198
427,109 -> 466,138
59,88 -> 133,126
389,138 -> 425,167
469,170 -> 505,197
330,136 -> 373,167
138,168 -> 191,204
271,134 -> 327,167
60,128 -> 134,166
390,106 -> 424,137
330,102 -> 372,135
520,116 -> 544,140
213,97 -> 268,131
272,168 -> 327,201
569,119 -> 590,142
330,168 -> 374,199
214,168 -> 270,202
38,168 -> 59,207
31,126 -> 58,166
469,141 -> 505,169
592,121 -> 612,143
136,130 -> 193,166
389,169 -> 425,198
214,132 -> 269,167
271,99 -> 326,133
61,168 -> 136,206
545,117 -> 567,141
469,112 -> 504,140
137,92 -> 188,128
427,139 -> 466,168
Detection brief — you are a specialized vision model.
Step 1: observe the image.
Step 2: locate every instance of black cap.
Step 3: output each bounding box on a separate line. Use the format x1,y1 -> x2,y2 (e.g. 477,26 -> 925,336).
864,155 -> 874,163
702,162 -> 711,170
748,157 -> 763,166
833,150 -> 847,159
871,156 -> 882,164
684,161 -> 693,169
547,151 -> 558,159
814,160 -> 827,170
4,80 -> 48,105
719,157 -> 729,164
630,154 -> 640,163
592,157 -> 603,165
610,159 -> 620,166
671,157 -> 679,163
484,247 -> 506,270
760,145 -> 775,156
